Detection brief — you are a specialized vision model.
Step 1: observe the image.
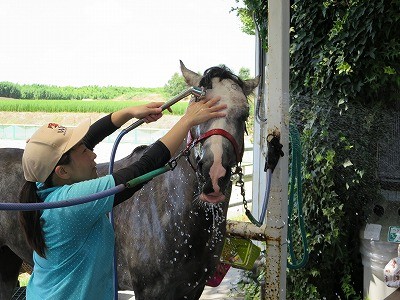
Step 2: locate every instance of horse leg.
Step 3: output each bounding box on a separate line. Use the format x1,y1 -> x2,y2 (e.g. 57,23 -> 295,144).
0,246 -> 23,299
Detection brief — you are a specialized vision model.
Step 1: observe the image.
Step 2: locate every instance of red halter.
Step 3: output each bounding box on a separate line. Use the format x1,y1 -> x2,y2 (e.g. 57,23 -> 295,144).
186,128 -> 243,163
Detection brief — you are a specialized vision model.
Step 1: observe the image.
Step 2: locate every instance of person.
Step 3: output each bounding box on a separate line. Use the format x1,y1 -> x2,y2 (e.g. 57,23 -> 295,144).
19,96 -> 226,300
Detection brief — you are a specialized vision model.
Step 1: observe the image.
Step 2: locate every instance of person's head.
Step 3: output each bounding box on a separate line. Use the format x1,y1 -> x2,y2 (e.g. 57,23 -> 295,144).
22,119 -> 97,186
19,119 -> 95,257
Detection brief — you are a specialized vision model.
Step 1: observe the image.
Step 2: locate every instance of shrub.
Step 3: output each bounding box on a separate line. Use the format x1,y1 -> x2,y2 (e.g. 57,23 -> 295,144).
164,73 -> 188,97
0,82 -> 21,98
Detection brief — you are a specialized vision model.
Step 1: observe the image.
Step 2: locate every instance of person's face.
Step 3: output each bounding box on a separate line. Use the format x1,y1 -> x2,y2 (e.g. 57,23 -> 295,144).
63,143 -> 98,183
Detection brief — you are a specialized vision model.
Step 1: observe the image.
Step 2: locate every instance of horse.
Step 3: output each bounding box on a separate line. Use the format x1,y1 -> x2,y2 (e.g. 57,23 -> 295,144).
0,61 -> 259,299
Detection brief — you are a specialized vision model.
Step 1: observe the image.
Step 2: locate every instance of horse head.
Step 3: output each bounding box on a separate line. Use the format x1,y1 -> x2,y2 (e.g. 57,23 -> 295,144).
180,61 -> 260,205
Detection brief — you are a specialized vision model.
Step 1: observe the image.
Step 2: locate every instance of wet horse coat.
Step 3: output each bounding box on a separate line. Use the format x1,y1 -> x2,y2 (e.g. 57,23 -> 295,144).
0,62 -> 259,299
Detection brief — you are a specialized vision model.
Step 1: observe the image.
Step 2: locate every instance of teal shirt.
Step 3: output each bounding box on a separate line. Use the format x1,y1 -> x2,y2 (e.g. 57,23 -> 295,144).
27,175 -> 116,300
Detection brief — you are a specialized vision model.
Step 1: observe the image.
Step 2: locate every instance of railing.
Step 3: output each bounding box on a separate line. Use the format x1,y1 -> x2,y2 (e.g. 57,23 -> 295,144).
0,124 -> 168,144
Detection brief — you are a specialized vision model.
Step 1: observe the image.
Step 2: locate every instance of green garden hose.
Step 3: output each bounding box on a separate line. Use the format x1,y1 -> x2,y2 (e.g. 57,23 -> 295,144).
287,122 -> 309,269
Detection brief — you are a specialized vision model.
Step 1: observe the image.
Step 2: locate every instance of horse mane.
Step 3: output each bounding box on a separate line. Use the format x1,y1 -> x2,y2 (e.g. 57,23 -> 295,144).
199,65 -> 245,91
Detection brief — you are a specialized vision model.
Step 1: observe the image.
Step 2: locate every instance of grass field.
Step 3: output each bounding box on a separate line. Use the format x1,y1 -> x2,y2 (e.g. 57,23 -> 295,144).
0,98 -> 189,115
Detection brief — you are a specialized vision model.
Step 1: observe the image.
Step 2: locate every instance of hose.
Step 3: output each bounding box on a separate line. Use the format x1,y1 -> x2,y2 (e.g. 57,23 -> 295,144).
287,122 -> 309,269
0,184 -> 125,211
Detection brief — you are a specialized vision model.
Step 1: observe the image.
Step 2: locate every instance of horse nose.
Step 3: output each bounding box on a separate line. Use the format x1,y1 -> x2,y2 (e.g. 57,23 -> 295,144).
199,157 -> 229,194
202,181 -> 214,194
202,167 -> 231,195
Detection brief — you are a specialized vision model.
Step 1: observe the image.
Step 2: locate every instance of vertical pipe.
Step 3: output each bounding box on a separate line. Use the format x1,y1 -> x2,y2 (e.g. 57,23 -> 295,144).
252,30 -> 268,234
263,0 -> 290,299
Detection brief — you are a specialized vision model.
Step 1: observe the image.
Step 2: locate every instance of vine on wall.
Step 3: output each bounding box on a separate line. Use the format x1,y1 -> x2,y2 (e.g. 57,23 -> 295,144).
234,0 -> 399,298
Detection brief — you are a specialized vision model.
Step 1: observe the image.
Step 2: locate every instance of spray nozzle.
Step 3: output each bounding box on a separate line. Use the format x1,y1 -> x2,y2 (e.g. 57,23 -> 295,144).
190,86 -> 206,99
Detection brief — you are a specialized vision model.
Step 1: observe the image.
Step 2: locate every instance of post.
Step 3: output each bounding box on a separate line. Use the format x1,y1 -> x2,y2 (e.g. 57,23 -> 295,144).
251,0 -> 290,299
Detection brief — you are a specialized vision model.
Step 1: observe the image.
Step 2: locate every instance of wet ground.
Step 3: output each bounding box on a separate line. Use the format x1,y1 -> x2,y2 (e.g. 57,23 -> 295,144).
117,267 -> 244,300
13,267 -> 245,300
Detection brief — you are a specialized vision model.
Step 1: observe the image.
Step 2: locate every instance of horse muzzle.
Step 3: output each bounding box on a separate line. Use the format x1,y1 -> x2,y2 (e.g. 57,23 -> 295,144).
196,160 -> 232,204
199,192 -> 226,204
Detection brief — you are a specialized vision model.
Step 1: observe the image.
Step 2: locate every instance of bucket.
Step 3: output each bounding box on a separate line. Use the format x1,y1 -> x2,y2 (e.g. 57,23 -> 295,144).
206,262 -> 231,287
220,237 -> 261,270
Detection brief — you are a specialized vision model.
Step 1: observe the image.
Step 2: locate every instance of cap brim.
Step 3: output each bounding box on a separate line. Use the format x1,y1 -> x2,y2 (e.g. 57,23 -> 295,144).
64,119 -> 91,153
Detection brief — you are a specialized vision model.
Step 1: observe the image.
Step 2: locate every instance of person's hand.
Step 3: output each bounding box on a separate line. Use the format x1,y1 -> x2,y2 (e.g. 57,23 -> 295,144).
182,96 -> 227,127
132,102 -> 165,123
111,102 -> 172,127
159,96 -> 226,156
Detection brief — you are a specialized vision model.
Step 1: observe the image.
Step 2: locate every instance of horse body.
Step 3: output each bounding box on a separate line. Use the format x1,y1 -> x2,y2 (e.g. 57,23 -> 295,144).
107,146 -> 229,299
0,62 -> 258,300
0,148 -> 32,299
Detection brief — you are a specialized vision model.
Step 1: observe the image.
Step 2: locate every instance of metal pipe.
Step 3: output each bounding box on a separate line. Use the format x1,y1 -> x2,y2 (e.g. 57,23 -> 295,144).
263,1 -> 290,299
226,220 -> 284,243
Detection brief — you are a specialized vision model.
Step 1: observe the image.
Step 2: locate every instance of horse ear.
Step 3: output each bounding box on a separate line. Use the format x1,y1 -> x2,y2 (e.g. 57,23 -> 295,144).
243,75 -> 261,96
180,60 -> 202,87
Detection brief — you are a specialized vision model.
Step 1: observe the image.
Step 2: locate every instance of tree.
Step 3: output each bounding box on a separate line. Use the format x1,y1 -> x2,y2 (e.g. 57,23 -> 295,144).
164,73 -> 187,97
239,67 -> 251,80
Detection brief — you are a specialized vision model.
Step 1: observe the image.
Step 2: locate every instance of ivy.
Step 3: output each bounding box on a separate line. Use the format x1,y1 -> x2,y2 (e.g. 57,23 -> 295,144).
291,0 -> 400,106
233,0 -> 398,298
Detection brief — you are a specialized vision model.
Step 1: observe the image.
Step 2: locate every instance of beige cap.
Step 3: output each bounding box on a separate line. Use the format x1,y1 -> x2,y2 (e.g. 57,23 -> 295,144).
22,119 -> 91,183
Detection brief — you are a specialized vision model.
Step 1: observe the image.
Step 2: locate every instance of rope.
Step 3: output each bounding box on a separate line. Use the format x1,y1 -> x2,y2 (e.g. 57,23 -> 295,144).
287,122 -> 309,269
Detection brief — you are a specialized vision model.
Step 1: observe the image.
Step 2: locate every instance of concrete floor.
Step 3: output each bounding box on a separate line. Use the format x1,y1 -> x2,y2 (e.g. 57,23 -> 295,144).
117,267 -> 244,300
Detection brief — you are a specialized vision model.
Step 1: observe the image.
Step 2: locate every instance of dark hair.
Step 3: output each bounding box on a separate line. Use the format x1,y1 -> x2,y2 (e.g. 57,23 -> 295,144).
199,65 -> 244,91
19,151 -> 71,258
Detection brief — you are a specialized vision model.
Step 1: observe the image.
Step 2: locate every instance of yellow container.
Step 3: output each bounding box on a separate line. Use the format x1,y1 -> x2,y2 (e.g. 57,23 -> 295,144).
220,237 -> 261,270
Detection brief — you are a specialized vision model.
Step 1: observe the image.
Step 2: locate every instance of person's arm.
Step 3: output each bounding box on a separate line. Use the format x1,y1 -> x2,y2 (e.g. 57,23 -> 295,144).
83,114 -> 118,150
83,102 -> 165,150
112,140 -> 170,206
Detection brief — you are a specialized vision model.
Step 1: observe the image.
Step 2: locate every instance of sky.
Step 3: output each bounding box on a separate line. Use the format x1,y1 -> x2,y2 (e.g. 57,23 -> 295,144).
0,0 -> 256,88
